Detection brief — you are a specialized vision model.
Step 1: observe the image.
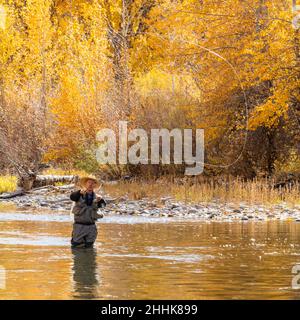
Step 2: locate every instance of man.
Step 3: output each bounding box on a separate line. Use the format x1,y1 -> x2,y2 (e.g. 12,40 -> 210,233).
70,176 -> 106,248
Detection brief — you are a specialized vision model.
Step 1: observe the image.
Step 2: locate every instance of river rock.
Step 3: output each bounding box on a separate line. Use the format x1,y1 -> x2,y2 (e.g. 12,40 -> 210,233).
1,184 -> 299,222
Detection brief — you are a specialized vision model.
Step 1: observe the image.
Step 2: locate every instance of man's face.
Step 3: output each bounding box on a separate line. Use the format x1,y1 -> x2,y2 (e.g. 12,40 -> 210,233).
86,179 -> 96,191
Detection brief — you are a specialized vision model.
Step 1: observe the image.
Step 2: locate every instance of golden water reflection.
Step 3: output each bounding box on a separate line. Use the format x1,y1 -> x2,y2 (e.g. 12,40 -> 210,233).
0,215 -> 300,299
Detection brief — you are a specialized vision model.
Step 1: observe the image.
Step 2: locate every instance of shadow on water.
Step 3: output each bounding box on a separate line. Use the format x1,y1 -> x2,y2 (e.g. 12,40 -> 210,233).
71,247 -> 99,299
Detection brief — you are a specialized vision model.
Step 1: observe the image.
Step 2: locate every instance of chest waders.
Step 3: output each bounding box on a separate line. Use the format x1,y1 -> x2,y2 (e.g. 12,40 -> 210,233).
71,193 -> 103,248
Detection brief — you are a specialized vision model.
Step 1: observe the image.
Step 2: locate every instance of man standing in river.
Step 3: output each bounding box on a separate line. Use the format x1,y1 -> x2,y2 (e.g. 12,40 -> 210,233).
70,176 -> 106,248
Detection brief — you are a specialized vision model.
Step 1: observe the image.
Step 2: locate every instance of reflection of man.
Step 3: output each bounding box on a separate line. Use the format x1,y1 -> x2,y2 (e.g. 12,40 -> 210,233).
71,247 -> 99,299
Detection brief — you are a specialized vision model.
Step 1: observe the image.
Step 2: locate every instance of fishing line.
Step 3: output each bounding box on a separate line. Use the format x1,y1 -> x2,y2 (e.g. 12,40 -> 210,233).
144,28 -> 250,169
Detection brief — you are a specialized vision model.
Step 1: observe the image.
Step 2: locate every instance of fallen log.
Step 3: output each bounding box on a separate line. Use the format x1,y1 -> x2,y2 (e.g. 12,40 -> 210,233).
32,175 -> 78,188
26,184 -> 76,194
0,176 -> 79,199
0,188 -> 25,199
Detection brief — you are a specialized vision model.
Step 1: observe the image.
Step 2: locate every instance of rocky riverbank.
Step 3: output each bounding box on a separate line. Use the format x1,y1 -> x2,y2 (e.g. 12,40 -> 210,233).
0,185 -> 300,222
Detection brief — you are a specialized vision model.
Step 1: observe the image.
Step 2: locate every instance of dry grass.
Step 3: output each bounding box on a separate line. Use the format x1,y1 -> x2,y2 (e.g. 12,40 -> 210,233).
0,175 -> 17,193
103,178 -> 300,207
1,172 -> 299,208
42,168 -> 89,177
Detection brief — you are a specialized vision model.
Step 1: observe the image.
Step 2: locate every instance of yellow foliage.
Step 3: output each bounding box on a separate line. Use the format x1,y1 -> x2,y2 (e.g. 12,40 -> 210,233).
0,0 -> 299,169
0,175 -> 17,193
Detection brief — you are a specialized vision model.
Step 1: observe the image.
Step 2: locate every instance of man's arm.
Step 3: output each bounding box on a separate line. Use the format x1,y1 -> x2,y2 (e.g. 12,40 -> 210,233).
70,190 -> 82,202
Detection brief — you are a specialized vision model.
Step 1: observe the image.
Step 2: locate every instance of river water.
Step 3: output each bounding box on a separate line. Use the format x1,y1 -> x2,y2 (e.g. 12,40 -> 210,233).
0,211 -> 300,299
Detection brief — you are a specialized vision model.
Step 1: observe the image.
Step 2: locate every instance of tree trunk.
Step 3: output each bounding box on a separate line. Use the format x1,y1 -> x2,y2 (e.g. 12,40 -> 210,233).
266,130 -> 276,177
32,175 -> 78,188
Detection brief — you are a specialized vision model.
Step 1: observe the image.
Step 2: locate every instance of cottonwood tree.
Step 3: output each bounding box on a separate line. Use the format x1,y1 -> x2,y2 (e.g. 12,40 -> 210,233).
0,0 -> 53,189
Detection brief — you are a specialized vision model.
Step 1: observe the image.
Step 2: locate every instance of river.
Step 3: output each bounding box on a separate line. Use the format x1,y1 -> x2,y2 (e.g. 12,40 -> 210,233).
0,211 -> 300,299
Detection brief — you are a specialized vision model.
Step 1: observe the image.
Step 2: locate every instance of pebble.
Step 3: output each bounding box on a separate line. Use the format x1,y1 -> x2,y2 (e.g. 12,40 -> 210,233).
1,190 -> 299,222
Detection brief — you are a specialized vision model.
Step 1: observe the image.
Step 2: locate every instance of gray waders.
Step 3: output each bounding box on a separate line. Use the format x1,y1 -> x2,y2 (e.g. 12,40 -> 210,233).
71,195 -> 103,248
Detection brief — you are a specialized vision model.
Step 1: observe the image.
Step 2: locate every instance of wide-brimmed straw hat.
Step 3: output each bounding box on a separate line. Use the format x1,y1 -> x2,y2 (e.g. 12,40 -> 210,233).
77,176 -> 101,189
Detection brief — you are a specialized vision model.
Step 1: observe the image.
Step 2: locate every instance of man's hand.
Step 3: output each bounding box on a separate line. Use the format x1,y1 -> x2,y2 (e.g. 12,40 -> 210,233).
96,196 -> 106,208
80,189 -> 87,195
95,212 -> 104,219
